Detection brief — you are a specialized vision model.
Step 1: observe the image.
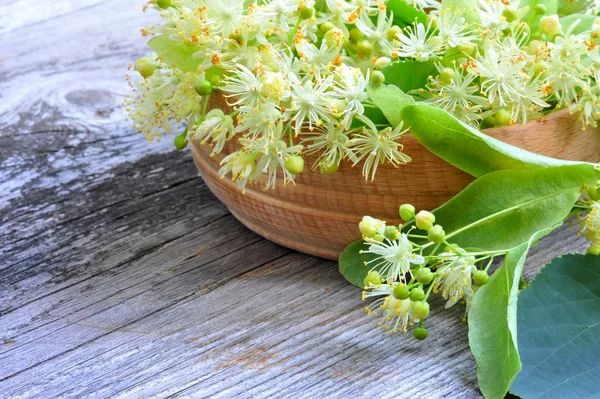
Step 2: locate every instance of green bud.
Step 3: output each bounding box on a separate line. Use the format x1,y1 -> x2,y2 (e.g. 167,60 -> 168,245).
502,6 -> 518,23
299,5 -> 314,20
205,66 -> 225,86
483,115 -> 497,128
357,40 -> 373,58
370,71 -> 385,85
393,284 -> 410,300
539,15 -> 561,37
319,162 -> 339,174
473,270 -> 489,286
444,243 -> 460,253
134,57 -> 157,79
438,67 -> 456,85
349,28 -> 365,43
415,210 -> 435,231
157,0 -> 171,9
416,267 -> 434,285
372,233 -> 385,243
384,225 -> 400,240
534,4 -> 547,15
174,134 -> 188,150
587,244 -> 600,255
399,204 -> 416,222
427,225 -> 446,244
412,301 -> 430,320
195,79 -> 213,96
410,287 -> 425,301
527,40 -> 546,56
495,108 -> 512,126
320,22 -> 335,34
284,155 -> 304,175
459,43 -> 475,55
387,25 -> 402,41
413,326 -> 428,340
363,270 -> 381,287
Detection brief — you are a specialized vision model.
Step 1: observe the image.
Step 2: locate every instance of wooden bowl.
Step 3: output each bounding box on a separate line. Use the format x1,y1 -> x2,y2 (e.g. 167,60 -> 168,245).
191,94 -> 600,260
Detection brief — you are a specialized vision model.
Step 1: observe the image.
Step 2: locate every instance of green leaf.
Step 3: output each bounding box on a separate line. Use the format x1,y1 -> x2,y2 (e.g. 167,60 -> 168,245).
433,165 -> 598,251
387,0 -> 427,26
441,0 -> 481,23
339,239 -> 376,288
468,228 -> 554,399
382,60 -> 436,93
510,254 -> 600,399
367,83 -> 415,128
401,104 -> 583,177
148,34 -> 202,73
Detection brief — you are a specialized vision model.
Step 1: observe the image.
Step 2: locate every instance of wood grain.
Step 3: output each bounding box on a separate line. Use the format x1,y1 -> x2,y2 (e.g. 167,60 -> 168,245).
0,1 -> 593,398
194,96 -> 600,259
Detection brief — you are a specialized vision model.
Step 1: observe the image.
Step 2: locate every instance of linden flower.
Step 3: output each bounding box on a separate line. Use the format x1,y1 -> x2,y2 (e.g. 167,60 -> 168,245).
477,0 -> 512,32
434,8 -> 477,48
221,64 -> 264,107
219,150 -> 257,192
301,122 -> 350,170
579,201 -> 600,243
331,66 -> 369,128
235,104 -> 283,139
361,233 -> 425,283
428,63 -> 488,116
433,257 -> 477,309
205,0 -> 245,38
348,117 -> 411,182
289,74 -> 335,134
395,22 -> 444,62
193,109 -> 235,154
362,284 -> 416,334
475,47 -> 523,106
354,8 -> 395,55
571,85 -> 600,128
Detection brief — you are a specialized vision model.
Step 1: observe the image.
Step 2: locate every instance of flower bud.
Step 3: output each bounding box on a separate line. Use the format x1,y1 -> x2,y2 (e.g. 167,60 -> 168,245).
357,40 -> 374,58
359,216 -> 382,238
284,155 -> 304,175
416,267 -> 434,285
427,225 -> 445,244
438,67 -> 456,85
384,225 -> 400,240
412,301 -> 430,320
324,28 -> 345,48
473,270 -> 489,286
195,79 -> 213,96
527,40 -> 546,56
174,134 -> 188,150
134,57 -> 157,79
459,42 -> 475,55
157,0 -> 171,9
502,6 -> 518,23
534,4 -> 547,15
410,287 -> 425,301
387,25 -> 402,41
374,57 -> 392,70
363,270 -> 381,287
399,204 -> 416,221
320,22 -> 335,34
349,28 -> 365,43
495,108 -> 512,126
587,244 -> 600,255
415,210 -> 435,231
588,185 -> 600,201
393,284 -> 410,300
299,5 -> 314,20
540,15 -> 561,37
413,326 -> 428,340
319,161 -> 339,174
370,70 -> 385,85
372,233 -> 385,242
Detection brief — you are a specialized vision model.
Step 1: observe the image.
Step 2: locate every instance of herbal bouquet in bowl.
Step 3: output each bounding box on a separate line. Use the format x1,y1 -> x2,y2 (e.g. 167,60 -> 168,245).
127,0 -> 600,397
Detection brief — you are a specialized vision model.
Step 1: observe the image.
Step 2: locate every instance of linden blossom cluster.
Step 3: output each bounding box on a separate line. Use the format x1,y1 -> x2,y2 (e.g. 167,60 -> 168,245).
358,204 -> 499,340
577,181 -> 600,253
127,0 -> 600,192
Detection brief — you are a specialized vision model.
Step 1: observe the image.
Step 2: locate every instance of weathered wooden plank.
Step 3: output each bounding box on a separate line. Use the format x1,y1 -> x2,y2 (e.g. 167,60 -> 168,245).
0,1 -> 593,398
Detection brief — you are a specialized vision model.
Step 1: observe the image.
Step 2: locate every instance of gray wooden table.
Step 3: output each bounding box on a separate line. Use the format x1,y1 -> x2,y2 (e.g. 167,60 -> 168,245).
0,1 -> 589,398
